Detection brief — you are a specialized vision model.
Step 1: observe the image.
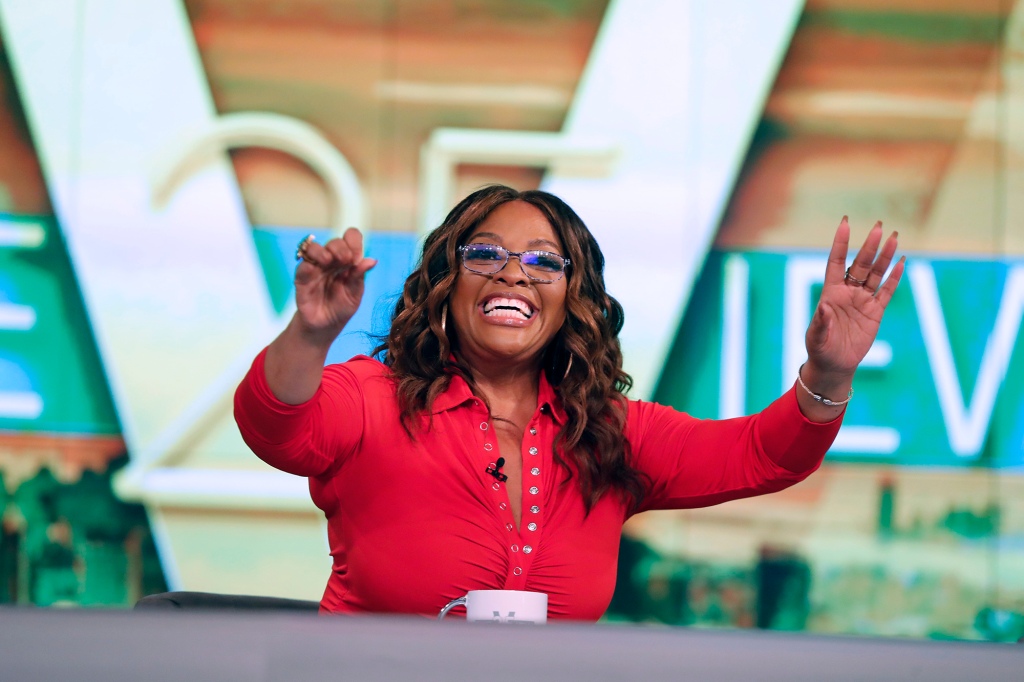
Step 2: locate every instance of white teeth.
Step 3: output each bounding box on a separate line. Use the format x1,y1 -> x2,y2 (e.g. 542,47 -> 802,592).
483,297 -> 534,319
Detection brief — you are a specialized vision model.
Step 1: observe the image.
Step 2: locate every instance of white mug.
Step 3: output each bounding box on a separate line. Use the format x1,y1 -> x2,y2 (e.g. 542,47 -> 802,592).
437,590 -> 548,624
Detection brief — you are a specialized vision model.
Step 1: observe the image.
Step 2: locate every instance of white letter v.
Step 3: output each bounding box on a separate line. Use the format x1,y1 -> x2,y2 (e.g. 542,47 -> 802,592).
910,262 -> 1024,458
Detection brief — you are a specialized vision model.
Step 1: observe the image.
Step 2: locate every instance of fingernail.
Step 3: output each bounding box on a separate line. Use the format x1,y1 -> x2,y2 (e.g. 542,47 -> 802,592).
893,231 -> 899,238
842,215 -> 848,222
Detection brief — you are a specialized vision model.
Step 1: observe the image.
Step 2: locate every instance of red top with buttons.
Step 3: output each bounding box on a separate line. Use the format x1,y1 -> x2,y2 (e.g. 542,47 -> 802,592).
234,350 -> 842,620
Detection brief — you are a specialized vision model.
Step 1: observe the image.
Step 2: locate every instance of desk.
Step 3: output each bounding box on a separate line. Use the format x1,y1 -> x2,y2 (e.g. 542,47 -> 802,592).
1,608 -> 1020,681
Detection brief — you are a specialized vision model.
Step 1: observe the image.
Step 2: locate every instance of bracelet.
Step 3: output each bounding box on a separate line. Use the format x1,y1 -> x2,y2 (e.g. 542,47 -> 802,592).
796,363 -> 853,407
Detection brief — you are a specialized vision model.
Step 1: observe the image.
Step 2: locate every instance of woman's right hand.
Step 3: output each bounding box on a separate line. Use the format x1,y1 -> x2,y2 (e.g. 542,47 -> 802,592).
264,228 -> 375,404
294,227 -> 377,344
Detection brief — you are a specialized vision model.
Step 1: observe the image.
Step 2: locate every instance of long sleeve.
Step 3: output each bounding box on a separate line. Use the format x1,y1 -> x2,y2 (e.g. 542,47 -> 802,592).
629,385 -> 842,513
233,348 -> 365,478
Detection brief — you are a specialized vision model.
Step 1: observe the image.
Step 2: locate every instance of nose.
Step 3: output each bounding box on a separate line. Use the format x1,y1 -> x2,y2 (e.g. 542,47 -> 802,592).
494,254 -> 530,285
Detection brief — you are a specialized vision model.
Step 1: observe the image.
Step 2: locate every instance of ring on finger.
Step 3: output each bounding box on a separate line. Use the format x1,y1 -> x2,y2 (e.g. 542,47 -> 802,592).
295,234 -> 316,262
844,267 -> 868,286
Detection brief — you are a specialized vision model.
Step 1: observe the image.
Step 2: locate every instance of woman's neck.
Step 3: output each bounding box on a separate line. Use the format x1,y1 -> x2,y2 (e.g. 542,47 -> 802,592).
466,360 -> 541,419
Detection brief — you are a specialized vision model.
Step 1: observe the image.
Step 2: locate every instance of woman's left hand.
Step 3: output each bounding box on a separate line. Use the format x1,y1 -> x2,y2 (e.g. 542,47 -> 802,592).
798,218 -> 905,419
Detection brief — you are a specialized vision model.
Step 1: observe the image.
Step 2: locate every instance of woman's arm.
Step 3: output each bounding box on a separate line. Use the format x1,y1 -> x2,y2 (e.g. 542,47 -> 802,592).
233,228 -> 376,477
632,218 -> 904,512
265,228 -> 376,405
629,390 -> 840,512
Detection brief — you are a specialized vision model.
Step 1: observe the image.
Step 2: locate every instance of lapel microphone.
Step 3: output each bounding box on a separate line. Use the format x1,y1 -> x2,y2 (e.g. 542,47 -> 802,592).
486,457 -> 508,482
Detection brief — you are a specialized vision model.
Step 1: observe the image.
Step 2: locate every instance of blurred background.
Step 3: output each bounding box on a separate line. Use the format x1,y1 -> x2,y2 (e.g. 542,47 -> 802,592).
0,0 -> 1022,642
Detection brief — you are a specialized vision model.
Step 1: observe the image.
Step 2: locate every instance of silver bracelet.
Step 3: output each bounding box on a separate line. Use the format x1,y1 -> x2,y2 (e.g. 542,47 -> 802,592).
796,363 -> 853,407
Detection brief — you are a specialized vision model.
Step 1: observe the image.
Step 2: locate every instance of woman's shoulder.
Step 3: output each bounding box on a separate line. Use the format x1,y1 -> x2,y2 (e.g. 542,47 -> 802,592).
318,355 -> 397,410
327,354 -> 389,376
621,395 -> 699,440
321,354 -> 392,387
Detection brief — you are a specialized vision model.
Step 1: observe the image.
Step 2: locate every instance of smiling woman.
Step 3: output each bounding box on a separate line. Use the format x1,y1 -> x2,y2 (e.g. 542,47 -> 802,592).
234,184 -> 904,620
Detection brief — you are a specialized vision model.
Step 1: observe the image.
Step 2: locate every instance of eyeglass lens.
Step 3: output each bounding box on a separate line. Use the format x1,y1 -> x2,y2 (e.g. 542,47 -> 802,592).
462,244 -> 564,281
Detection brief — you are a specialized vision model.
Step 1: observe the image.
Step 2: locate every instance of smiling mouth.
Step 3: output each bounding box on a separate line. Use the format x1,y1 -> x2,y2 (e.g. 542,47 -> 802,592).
482,297 -> 535,320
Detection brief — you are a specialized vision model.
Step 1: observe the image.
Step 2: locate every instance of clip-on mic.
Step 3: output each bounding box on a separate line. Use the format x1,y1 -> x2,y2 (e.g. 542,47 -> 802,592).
486,457 -> 508,482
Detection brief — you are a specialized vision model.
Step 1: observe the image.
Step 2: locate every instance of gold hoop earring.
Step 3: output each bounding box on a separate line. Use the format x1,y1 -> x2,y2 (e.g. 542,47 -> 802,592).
563,353 -> 573,381
441,303 -> 447,335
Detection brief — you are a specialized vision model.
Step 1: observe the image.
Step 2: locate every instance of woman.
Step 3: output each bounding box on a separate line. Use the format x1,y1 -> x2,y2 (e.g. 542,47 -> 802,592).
234,185 -> 903,619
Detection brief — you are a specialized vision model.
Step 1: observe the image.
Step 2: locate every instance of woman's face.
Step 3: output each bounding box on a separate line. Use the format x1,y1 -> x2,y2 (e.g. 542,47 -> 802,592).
449,200 -> 568,371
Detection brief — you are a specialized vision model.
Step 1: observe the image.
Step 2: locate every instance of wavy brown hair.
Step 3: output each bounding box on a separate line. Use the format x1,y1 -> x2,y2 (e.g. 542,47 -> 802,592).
374,185 -> 648,513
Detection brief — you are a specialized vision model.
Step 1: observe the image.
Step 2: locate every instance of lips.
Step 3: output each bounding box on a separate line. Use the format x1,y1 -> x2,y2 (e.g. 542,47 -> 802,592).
481,293 -> 536,320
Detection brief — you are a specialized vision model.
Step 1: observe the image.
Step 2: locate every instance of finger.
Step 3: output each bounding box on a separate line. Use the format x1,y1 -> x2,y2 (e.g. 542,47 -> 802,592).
805,301 -> 833,354
320,229 -> 364,268
327,228 -> 369,275
847,221 -> 883,281
324,237 -> 355,267
341,257 -> 377,286
294,257 -> 324,286
299,239 -> 334,269
295,238 -> 342,288
342,227 -> 365,261
874,255 -> 906,309
824,217 -> 851,286
352,257 -> 377,279
863,231 -> 898,293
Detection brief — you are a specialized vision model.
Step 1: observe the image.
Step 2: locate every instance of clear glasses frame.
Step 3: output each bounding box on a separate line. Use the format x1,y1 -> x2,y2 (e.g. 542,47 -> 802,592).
458,243 -> 570,283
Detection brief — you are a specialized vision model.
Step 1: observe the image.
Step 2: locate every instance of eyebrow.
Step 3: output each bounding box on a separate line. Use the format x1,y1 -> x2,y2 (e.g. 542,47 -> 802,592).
470,232 -> 563,252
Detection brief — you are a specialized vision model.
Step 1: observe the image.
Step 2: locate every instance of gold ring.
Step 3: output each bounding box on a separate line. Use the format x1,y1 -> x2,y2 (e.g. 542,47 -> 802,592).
295,234 -> 316,262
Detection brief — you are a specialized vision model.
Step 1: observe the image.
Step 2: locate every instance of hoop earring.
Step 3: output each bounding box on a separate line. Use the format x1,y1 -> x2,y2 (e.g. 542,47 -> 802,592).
563,353 -> 573,381
441,303 -> 447,335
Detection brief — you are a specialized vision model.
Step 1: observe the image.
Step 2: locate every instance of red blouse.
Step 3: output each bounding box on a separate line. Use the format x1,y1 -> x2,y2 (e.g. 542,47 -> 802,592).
234,350 -> 841,620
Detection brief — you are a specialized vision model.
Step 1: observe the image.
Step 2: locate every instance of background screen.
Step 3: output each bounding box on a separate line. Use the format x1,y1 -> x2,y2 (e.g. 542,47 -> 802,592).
0,0 -> 1021,642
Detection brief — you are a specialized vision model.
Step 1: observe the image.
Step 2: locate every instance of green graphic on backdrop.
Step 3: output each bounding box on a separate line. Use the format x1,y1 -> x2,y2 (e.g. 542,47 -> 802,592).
0,214 -> 118,434
656,250 -> 1024,469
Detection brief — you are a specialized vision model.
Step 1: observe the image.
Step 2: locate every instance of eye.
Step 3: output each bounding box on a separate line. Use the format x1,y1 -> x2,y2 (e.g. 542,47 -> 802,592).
522,251 -> 564,272
464,244 -> 504,262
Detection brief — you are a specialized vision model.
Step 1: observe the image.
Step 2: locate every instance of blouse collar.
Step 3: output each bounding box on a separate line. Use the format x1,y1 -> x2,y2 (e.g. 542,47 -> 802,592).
428,366 -> 567,426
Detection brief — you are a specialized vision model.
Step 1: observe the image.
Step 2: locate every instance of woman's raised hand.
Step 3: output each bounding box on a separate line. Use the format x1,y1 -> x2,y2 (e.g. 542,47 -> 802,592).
294,228 -> 377,343
805,217 -> 905,378
264,228 -> 375,404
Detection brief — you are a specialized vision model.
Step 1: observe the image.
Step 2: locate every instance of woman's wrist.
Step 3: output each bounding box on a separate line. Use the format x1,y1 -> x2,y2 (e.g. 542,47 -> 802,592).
290,312 -> 348,351
795,360 -> 854,422
264,314 -> 340,405
801,360 -> 854,394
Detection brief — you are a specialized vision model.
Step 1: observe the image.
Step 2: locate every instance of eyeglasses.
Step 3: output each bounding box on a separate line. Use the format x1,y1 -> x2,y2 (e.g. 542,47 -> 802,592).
458,243 -> 570,283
